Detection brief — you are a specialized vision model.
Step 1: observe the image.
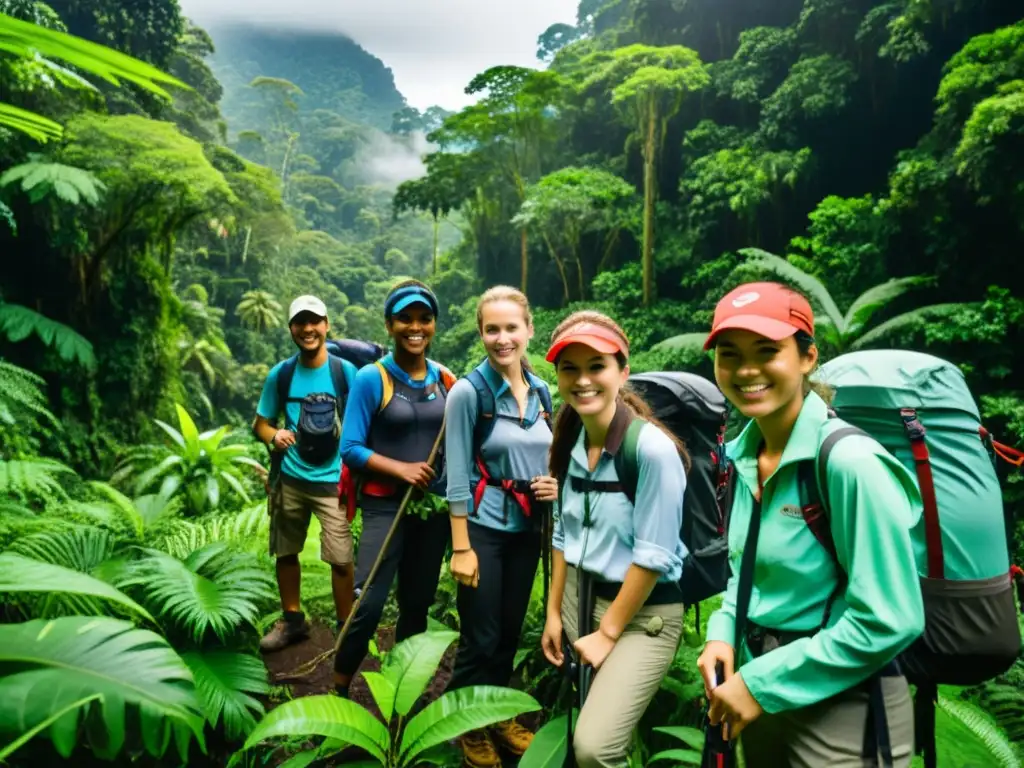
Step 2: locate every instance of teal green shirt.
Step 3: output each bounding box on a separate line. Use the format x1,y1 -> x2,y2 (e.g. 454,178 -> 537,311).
257,356 -> 356,484
704,392 -> 925,713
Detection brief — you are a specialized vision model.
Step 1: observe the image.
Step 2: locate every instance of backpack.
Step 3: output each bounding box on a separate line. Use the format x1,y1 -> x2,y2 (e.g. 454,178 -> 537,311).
613,372 -> 735,614
809,350 -> 1024,768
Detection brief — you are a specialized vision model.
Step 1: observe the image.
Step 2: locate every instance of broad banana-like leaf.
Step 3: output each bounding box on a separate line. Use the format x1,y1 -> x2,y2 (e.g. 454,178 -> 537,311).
0,617 -> 205,761
738,248 -> 845,330
399,686 -> 541,765
519,712 -> 576,768
381,629 -> 459,717
0,552 -> 152,622
241,694 -> 389,764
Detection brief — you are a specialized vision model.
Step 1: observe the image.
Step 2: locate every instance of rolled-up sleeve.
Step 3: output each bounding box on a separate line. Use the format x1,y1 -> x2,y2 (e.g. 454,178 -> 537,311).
741,439 -> 925,713
552,492 -> 565,551
631,424 -> 687,574
340,365 -> 383,469
443,380 -> 478,514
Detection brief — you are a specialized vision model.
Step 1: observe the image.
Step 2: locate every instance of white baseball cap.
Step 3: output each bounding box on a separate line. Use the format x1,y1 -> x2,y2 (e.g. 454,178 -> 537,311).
288,295 -> 328,323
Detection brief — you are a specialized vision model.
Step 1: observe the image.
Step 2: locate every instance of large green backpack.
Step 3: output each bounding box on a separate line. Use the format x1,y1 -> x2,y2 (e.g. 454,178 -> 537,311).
816,349 -> 1023,767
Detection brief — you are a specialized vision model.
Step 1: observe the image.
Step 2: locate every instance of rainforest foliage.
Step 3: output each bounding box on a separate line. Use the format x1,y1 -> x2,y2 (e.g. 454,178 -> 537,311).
1,0 -> 1023,764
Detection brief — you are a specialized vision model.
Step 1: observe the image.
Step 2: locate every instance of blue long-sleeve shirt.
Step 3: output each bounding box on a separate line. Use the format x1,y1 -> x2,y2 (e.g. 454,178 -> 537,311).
444,359 -> 553,533
553,401 -> 688,583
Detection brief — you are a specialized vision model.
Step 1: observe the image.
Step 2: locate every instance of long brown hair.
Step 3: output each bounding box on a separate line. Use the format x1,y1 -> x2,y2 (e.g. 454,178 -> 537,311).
476,285 -> 536,374
547,311 -> 691,481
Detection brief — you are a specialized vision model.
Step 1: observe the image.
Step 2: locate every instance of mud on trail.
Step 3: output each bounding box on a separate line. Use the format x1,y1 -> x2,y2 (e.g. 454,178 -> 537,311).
258,620 -> 529,767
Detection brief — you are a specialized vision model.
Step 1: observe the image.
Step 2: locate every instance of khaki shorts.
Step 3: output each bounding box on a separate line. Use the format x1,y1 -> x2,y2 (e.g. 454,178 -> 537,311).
269,477 -> 352,566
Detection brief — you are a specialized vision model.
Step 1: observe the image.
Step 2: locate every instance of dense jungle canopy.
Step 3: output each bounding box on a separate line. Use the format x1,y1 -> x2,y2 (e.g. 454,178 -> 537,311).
0,0 -> 1022,765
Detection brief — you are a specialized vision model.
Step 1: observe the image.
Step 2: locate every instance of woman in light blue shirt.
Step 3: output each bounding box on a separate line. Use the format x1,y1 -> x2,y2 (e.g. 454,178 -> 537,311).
540,310 -> 690,768
443,286 -> 558,766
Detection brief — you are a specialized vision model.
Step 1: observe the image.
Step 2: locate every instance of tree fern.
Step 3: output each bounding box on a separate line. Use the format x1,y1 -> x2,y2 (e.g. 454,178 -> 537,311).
181,651 -> 268,740
152,503 -> 269,559
0,159 -> 105,205
0,303 -> 95,370
118,542 -> 276,644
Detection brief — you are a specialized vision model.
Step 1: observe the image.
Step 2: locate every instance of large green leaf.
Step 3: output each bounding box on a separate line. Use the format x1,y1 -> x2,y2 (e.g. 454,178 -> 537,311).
842,276 -> 935,334
382,629 -> 460,717
399,686 -> 541,765
650,332 -> 707,354
0,161 -> 105,206
0,551 -> 152,622
241,695 -> 389,763
935,695 -> 1021,768
847,303 -> 968,351
738,248 -> 845,331
361,670 -> 397,721
181,651 -> 268,740
0,617 -> 205,761
519,713 -> 576,768
648,748 -> 702,764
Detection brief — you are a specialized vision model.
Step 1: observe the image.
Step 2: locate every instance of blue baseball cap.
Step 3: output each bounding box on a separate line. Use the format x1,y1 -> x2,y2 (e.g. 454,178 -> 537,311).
385,285 -> 439,319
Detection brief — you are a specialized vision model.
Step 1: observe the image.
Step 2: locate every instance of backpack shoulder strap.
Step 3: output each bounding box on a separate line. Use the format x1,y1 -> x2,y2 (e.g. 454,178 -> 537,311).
466,368 -> 496,457
537,382 -> 554,429
612,418 -> 645,507
276,355 -> 299,420
436,363 -> 458,395
328,355 -> 349,413
375,361 -> 393,413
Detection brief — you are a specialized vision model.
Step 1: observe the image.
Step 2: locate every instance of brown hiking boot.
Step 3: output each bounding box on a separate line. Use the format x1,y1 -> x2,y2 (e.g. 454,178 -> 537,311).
457,729 -> 502,768
259,615 -> 310,652
490,718 -> 534,756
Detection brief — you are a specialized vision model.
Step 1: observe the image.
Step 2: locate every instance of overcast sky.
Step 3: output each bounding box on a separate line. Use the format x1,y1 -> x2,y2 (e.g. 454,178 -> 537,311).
178,0 -> 579,111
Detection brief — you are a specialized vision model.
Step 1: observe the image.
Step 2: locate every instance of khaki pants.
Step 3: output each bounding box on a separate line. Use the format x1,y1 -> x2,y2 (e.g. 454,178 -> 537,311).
562,566 -> 684,768
269,477 -> 352,566
741,675 -> 915,767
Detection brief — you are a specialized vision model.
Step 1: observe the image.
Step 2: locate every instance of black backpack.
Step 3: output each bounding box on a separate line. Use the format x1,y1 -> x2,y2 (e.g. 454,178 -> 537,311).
618,372 -> 734,612
271,338 -> 387,468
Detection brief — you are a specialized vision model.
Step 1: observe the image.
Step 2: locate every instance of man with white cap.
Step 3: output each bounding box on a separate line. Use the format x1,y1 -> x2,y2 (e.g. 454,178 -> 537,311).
252,295 -> 358,655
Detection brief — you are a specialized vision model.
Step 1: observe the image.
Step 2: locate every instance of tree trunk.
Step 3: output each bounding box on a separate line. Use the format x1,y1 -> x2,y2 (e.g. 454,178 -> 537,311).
642,99 -> 658,307
432,216 -> 440,274
520,228 -> 528,293
543,233 -> 570,306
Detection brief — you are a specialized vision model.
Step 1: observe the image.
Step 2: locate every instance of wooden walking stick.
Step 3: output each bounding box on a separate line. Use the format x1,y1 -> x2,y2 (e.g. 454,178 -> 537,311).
275,412 -> 448,682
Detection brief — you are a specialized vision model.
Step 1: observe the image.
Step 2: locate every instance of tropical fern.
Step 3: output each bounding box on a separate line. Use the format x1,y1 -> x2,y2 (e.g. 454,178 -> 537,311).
0,199 -> 14,233
0,359 -> 59,433
117,541 -> 276,644
0,457 -> 76,503
0,159 -> 105,205
151,503 -> 269,559
181,651 -> 269,740
938,694 -> 1022,767
0,303 -> 95,370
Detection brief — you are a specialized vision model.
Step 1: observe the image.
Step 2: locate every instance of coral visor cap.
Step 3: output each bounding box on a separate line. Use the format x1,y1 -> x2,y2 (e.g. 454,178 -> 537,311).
546,323 -> 628,363
704,282 -> 814,350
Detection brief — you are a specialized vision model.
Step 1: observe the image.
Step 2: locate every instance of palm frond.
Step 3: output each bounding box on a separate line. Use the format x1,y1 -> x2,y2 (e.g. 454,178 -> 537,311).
848,303 -> 969,351
0,616 -> 205,761
0,161 -> 105,206
0,101 -> 62,142
181,651 -> 268,740
0,303 -> 95,370
738,248 -> 845,330
843,276 -> 936,334
117,542 -> 275,643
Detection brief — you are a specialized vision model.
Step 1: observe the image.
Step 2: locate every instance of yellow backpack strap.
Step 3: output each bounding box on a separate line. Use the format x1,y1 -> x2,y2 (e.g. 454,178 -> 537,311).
375,361 -> 393,412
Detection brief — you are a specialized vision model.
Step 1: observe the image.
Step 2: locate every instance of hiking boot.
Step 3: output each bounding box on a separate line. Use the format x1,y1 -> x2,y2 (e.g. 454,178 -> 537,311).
259,611 -> 310,652
490,718 -> 534,756
457,729 -> 502,768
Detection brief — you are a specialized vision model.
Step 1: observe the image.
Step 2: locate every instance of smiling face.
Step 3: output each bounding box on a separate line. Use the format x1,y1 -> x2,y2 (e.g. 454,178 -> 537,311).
480,299 -> 533,371
713,329 -> 817,423
386,303 -> 436,357
289,312 -> 328,354
555,343 -> 629,419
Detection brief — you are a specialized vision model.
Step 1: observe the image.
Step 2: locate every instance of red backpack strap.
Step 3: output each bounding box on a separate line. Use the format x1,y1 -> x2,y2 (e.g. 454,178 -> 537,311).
900,408 -> 944,579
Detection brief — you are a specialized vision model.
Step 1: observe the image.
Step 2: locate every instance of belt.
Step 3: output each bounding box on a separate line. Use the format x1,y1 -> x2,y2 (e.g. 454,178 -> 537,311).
745,620 -> 902,678
592,578 -> 683,606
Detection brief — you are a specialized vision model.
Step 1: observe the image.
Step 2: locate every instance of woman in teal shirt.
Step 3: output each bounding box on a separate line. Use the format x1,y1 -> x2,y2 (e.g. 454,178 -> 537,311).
698,282 -> 925,767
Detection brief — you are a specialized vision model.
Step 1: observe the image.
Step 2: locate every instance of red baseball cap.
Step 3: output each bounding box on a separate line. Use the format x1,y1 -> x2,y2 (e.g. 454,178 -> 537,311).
546,322 -> 628,362
704,282 -> 814,350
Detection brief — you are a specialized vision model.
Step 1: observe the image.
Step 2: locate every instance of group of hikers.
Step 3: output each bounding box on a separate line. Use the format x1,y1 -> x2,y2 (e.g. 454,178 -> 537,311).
252,278 -> 1023,768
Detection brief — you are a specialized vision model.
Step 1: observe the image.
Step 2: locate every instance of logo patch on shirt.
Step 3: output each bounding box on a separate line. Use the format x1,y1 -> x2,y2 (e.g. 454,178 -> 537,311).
779,503 -> 804,518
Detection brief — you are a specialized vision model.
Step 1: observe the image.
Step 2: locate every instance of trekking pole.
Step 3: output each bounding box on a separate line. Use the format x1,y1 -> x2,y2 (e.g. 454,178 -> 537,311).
275,412 -> 448,682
